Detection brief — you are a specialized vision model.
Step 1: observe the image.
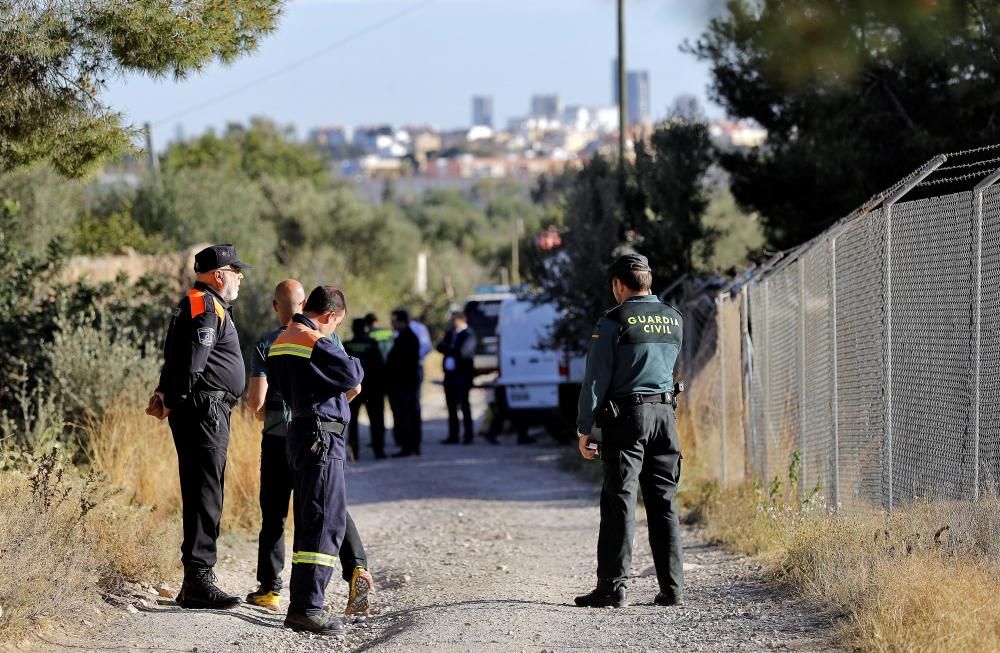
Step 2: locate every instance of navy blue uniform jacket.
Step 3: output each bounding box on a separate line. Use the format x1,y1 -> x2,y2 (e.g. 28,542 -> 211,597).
266,314 -> 364,423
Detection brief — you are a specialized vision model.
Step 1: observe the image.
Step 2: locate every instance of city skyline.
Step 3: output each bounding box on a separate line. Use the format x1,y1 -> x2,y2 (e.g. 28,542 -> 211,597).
103,0 -> 722,144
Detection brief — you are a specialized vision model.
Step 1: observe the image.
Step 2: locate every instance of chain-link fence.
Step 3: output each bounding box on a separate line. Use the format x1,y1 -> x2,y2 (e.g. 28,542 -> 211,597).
687,149 -> 1000,515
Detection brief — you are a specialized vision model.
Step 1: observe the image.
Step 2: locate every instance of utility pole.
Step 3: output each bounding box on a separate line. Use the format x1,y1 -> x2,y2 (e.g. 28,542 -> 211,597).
143,122 -> 160,180
617,0 -> 627,200
511,217 -> 523,287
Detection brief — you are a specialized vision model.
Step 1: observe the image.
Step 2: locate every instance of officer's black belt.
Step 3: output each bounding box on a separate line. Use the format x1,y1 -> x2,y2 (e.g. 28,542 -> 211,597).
196,389 -> 239,407
290,416 -> 347,435
616,392 -> 674,406
264,399 -> 284,412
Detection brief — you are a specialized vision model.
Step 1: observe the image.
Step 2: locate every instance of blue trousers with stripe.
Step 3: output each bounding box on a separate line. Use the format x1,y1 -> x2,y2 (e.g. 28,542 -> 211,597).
286,424 -> 347,615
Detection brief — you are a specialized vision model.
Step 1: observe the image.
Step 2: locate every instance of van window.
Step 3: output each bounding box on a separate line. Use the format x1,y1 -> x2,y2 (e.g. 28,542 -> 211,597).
464,300 -> 502,341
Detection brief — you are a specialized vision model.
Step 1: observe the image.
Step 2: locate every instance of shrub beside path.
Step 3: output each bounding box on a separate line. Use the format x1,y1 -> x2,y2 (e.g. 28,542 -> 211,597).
44,387 -> 840,653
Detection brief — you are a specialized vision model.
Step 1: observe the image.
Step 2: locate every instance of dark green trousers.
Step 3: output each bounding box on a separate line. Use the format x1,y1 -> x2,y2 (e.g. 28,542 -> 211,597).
597,401 -> 684,600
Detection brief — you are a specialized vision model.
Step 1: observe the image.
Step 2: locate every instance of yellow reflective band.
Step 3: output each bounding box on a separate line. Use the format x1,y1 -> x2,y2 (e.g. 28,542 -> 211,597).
291,551 -> 339,568
269,343 -> 313,359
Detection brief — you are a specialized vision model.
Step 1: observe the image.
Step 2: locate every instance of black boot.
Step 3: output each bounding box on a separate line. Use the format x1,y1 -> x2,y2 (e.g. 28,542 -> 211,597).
653,591 -> 683,606
574,586 -> 628,608
176,566 -> 241,609
284,610 -> 345,634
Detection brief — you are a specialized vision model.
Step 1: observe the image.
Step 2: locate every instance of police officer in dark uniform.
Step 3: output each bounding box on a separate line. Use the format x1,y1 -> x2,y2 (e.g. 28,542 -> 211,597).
574,253 -> 685,609
145,243 -> 250,609
245,281 -> 374,618
386,309 -> 422,457
437,310 -> 478,444
344,317 -> 387,459
267,285 -> 363,634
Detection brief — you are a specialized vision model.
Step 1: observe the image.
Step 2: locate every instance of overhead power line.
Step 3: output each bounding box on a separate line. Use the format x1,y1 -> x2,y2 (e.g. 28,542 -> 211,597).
153,0 -> 436,127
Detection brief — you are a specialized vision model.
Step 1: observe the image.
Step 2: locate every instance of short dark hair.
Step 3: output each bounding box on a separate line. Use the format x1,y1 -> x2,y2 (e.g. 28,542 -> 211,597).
304,285 -> 346,314
615,268 -> 653,292
609,252 -> 653,291
391,308 -> 410,325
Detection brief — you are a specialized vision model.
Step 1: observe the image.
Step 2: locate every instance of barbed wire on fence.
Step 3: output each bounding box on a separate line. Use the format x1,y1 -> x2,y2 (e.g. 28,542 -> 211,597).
935,155 -> 1000,172
916,170 -> 995,187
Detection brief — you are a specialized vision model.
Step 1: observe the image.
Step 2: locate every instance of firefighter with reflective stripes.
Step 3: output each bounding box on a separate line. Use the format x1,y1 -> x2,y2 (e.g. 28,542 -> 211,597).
245,279 -> 376,617
145,244 -> 251,610
266,285 -> 363,634
574,252 -> 685,609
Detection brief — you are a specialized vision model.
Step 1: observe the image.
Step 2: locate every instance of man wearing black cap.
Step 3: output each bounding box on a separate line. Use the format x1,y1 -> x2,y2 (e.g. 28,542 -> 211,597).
145,243 -> 251,609
574,252 -> 685,609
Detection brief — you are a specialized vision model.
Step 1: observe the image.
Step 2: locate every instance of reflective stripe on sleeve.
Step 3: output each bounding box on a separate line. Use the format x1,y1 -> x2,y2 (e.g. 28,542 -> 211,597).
291,551 -> 339,567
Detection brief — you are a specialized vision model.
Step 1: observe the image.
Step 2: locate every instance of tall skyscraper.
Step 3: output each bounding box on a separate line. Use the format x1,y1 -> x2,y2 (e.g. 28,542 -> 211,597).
530,94 -> 562,120
611,60 -> 652,127
627,70 -> 651,126
472,95 -> 493,128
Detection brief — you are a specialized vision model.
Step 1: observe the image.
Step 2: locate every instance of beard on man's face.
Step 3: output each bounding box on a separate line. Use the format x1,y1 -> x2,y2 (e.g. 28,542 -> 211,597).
222,277 -> 240,302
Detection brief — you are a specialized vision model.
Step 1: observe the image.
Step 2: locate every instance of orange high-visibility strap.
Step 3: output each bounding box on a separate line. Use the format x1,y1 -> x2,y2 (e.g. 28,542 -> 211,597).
272,321 -> 322,348
187,289 -> 226,324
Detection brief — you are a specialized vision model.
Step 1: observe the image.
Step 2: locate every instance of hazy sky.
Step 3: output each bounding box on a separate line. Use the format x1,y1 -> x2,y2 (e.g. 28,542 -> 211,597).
103,0 -> 722,144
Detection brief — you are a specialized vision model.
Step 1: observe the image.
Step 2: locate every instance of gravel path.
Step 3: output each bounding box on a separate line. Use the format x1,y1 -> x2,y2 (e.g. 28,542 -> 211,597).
45,385 -> 841,652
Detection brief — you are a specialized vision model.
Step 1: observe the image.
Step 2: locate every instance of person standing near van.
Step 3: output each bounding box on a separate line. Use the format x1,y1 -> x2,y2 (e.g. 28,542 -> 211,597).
387,309 -> 422,456
574,253 -> 684,609
437,310 -> 477,444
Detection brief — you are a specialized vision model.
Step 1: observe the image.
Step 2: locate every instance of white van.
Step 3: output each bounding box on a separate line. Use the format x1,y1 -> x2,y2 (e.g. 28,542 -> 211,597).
491,296 -> 585,440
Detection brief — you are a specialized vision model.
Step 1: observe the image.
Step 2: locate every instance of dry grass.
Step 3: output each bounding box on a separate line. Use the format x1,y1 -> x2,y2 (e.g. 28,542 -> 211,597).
0,452 -> 176,642
88,399 -> 266,531
1,397 -> 273,643
696,481 -> 1000,653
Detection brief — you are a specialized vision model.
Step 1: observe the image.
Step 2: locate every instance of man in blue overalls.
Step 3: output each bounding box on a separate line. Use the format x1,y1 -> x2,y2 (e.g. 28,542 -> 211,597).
266,285 -> 364,634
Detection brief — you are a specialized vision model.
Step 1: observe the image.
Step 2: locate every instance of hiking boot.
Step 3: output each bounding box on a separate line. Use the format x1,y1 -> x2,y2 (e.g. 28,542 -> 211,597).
177,567 -> 241,610
345,567 -> 374,616
653,591 -> 683,607
574,586 -> 628,608
176,567 -> 241,610
246,585 -> 281,611
284,610 -> 345,634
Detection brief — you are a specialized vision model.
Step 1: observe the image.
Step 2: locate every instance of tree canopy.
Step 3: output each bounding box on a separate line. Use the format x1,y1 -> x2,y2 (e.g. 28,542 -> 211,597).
529,121 -> 716,349
689,0 -> 1000,249
0,1 -> 283,177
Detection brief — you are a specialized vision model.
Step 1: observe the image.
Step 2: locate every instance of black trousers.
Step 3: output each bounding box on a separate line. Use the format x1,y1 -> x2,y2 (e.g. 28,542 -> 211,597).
388,385 -> 421,454
444,373 -> 474,441
596,402 -> 684,600
168,392 -> 232,569
286,424 -> 348,615
348,388 -> 386,459
257,433 -> 367,592
415,367 -> 424,446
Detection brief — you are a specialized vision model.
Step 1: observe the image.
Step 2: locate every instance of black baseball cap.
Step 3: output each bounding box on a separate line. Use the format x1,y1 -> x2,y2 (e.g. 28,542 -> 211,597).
194,244 -> 253,273
609,252 -> 651,278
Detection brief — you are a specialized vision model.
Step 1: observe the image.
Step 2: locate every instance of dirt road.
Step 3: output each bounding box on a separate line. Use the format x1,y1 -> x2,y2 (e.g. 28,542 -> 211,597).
52,385 -> 839,652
